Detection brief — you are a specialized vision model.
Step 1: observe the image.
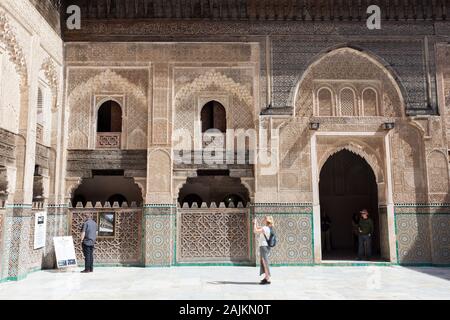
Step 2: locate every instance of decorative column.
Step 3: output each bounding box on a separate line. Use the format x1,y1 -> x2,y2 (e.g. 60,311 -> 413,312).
143,63 -> 175,266
5,34 -> 40,280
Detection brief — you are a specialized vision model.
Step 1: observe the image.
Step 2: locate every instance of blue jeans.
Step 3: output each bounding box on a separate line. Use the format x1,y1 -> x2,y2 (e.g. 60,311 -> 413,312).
358,234 -> 372,259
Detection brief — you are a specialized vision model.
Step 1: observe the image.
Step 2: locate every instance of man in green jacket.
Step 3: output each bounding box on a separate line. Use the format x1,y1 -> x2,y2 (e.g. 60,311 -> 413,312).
357,209 -> 374,260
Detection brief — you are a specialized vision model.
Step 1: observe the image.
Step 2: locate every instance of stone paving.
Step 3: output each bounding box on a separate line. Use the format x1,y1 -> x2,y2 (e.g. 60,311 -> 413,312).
0,266 -> 449,300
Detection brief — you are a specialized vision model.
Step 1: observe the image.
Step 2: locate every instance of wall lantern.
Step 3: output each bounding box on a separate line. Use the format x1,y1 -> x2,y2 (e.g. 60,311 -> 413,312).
309,121 -> 320,130
382,122 -> 395,130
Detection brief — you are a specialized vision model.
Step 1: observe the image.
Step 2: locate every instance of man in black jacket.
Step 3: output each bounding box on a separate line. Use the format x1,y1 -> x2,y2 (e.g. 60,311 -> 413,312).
357,209 -> 374,261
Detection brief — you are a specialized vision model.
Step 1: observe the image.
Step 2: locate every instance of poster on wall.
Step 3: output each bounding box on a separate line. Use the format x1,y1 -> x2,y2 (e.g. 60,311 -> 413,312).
33,211 -> 47,249
53,236 -> 78,268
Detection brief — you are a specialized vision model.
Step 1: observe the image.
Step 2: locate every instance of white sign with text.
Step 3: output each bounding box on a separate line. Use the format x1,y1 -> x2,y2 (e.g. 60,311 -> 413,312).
33,211 -> 47,249
53,236 -> 78,268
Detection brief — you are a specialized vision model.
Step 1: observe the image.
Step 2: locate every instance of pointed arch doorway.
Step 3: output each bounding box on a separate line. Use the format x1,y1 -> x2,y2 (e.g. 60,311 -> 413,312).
319,150 -> 382,261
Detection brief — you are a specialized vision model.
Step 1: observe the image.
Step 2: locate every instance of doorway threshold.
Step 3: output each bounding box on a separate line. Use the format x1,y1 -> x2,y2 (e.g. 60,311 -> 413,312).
320,260 -> 392,266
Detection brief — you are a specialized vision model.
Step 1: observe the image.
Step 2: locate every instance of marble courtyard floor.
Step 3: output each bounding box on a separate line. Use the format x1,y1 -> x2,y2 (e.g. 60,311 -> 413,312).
0,266 -> 449,300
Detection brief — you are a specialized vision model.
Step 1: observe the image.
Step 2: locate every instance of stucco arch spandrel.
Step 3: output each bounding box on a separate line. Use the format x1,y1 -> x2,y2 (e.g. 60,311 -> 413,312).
68,69 -> 146,104
240,178 -> 255,198
131,177 -> 146,201
173,176 -> 189,201
40,57 -> 59,96
292,47 -> 406,118
318,142 -> 384,184
0,10 -> 28,87
65,177 -> 83,202
175,71 -> 253,108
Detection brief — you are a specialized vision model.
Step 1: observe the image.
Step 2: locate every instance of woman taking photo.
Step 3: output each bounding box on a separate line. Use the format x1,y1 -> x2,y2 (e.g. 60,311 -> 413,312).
253,216 -> 274,285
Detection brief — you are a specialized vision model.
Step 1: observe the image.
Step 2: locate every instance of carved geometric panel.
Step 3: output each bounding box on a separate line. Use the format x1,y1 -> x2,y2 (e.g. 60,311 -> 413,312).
71,210 -> 142,265
340,88 -> 355,116
427,151 -> 449,194
177,208 -> 250,263
318,88 -> 333,116
363,88 -> 378,116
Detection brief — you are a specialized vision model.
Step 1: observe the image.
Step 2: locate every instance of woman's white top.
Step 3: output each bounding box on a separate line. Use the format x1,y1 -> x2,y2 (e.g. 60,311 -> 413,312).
259,226 -> 271,247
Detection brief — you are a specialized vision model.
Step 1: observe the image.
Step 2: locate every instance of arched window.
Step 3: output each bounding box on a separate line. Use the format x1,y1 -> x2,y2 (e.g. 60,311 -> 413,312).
97,100 -> 122,133
340,88 -> 356,116
317,88 -> 333,116
201,101 -> 226,133
362,88 -> 378,116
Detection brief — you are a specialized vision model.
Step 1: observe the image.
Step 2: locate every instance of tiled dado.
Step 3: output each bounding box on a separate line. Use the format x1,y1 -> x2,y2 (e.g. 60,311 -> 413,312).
143,203 -> 315,267
143,205 -> 175,267
253,204 -> 314,266
0,205 -> 69,282
0,210 -> 4,280
1,207 -> 38,281
395,204 -> 450,265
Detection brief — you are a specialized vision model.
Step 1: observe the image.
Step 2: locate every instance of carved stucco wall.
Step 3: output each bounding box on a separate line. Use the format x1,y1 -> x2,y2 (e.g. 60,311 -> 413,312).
277,119 -> 312,203
67,68 -> 148,150
390,123 -> 427,204
0,8 -> 28,139
174,68 -> 256,150
260,47 -> 408,204
445,74 -> 450,146
295,48 -> 404,118
0,1 -> 65,281
0,53 -> 21,134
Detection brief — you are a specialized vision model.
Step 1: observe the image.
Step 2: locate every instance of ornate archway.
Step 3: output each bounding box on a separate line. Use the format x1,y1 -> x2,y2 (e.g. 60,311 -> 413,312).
293,47 -> 406,118
319,150 -> 381,261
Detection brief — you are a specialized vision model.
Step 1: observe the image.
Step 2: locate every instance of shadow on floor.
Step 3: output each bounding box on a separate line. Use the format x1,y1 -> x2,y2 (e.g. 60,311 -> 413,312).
207,281 -> 260,285
404,267 -> 450,282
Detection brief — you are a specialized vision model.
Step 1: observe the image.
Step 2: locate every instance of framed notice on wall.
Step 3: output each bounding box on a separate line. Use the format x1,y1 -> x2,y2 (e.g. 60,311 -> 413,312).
33,211 -> 47,249
53,236 -> 78,268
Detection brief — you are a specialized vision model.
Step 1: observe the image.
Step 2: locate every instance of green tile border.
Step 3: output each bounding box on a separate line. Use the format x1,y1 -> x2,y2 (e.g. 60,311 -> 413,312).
0,267 -> 42,283
172,210 -> 177,266
251,203 -> 312,207
173,262 -> 254,267
80,263 -> 143,268
394,206 -> 399,263
395,203 -> 450,207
